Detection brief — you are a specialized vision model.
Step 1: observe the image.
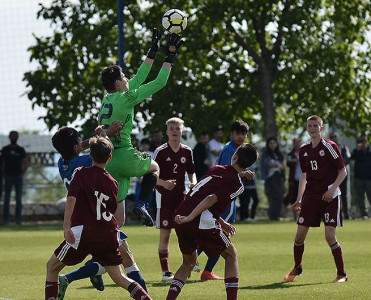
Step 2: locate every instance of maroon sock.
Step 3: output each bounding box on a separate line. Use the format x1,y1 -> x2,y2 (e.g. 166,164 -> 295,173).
294,241 -> 304,268
166,278 -> 184,300
330,242 -> 346,275
128,282 -> 152,300
159,250 -> 170,272
45,281 -> 58,300
225,277 -> 238,300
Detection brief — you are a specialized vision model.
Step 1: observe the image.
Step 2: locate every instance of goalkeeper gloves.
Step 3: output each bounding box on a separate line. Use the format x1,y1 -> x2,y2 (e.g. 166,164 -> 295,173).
164,33 -> 184,64
147,28 -> 161,59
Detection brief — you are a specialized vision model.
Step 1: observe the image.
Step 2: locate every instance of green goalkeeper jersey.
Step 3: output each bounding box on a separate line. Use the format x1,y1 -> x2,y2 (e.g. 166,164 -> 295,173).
98,62 -> 170,149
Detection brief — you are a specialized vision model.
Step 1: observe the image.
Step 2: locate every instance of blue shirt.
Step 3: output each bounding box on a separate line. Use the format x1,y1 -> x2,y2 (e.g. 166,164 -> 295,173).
218,141 -> 237,165
218,140 -> 239,223
58,155 -> 92,189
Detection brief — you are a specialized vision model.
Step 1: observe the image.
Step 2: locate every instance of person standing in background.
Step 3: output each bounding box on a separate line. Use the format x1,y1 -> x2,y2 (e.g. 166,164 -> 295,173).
261,137 -> 285,221
330,132 -> 351,219
285,137 -> 302,220
351,135 -> 371,219
1,131 -> 28,225
208,125 -> 224,167
193,132 -> 211,180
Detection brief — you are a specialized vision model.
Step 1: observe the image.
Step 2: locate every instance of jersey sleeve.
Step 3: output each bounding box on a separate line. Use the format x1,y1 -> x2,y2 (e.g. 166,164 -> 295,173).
329,143 -> 345,170
128,62 -> 152,90
67,168 -> 82,198
125,67 -> 170,107
299,148 -> 307,174
218,147 -> 233,165
186,149 -> 195,174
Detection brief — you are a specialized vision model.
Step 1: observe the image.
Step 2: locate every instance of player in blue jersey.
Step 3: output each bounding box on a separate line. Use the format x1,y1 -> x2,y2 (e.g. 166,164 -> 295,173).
197,120 -> 249,281
52,124 -> 147,299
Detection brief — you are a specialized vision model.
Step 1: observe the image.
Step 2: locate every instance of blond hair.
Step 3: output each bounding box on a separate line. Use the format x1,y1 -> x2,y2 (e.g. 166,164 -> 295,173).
166,117 -> 184,129
307,115 -> 323,127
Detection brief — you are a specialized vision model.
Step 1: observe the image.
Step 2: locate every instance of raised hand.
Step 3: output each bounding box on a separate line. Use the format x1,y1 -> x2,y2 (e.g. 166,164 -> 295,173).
147,28 -> 161,59
164,33 -> 184,64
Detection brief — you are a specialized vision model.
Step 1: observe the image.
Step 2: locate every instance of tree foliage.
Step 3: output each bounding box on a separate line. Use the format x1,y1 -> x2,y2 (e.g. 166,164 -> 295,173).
24,0 -> 371,142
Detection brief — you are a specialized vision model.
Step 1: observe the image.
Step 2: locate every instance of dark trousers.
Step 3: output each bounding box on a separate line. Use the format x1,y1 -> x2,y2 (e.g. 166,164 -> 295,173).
354,178 -> 371,217
239,188 -> 259,220
3,176 -> 23,224
340,176 -> 350,219
265,173 -> 283,221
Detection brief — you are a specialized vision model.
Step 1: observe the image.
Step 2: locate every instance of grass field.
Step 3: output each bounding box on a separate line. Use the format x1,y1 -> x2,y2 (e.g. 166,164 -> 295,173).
0,220 -> 370,300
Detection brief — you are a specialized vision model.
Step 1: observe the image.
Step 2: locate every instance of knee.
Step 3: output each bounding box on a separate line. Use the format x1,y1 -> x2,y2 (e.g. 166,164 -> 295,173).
46,257 -> 58,273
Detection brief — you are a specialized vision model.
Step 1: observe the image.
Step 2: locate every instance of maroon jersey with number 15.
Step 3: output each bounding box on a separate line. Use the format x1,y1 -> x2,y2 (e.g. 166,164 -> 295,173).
68,166 -> 118,234
299,139 -> 345,195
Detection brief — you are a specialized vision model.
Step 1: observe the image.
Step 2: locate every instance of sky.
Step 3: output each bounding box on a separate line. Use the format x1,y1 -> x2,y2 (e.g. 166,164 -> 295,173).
0,0 -> 52,135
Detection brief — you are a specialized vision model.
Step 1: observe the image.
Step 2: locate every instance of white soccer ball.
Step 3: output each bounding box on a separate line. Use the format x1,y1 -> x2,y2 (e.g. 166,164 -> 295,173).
162,9 -> 187,34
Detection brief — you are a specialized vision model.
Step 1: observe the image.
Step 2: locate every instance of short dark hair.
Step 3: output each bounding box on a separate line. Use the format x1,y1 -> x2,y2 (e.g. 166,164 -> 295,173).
140,138 -> 151,146
52,127 -> 80,161
213,125 -> 223,132
230,120 -> 249,134
235,143 -> 258,169
101,65 -> 122,92
89,137 -> 113,164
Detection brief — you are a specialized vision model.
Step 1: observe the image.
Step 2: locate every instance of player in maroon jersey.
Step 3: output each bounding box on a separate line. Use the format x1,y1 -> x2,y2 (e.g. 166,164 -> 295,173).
284,115 -> 348,284
154,117 -> 197,281
45,137 -> 151,300
165,143 -> 258,300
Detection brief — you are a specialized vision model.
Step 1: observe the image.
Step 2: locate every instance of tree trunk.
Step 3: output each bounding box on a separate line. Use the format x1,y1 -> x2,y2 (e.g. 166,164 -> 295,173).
259,59 -> 277,139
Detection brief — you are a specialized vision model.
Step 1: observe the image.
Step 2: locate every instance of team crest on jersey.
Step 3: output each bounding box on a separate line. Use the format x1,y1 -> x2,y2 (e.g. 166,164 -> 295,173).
181,157 -> 186,163
319,150 -> 325,156
298,217 -> 304,224
163,220 -> 169,226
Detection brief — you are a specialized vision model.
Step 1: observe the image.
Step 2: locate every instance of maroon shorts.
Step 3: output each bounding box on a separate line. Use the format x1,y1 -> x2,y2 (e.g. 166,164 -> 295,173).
175,222 -> 231,258
156,191 -> 184,229
54,228 -> 122,266
297,194 -> 343,227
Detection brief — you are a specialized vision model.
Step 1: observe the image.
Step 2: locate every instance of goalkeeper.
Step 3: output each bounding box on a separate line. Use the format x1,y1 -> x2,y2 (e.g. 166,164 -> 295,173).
99,29 -> 183,227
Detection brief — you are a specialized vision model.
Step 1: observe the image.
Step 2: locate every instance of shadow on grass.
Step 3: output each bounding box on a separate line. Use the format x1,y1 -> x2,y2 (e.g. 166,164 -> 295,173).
240,281 -> 327,290
149,279 -> 200,287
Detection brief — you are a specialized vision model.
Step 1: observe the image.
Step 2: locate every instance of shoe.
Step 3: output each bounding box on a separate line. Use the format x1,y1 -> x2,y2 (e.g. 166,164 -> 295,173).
58,275 -> 69,300
193,262 -> 201,272
200,270 -> 224,281
133,205 -> 154,227
84,259 -> 105,291
283,266 -> 302,282
333,274 -> 348,283
162,271 -> 174,281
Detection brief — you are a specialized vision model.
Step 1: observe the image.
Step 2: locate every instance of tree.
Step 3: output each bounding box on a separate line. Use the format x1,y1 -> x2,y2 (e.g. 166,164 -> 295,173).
24,0 -> 371,141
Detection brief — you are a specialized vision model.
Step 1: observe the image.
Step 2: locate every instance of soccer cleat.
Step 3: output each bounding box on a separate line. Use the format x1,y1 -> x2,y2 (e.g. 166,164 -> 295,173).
162,271 -> 175,281
58,275 -> 69,300
192,262 -> 201,272
200,270 -> 224,281
333,274 -> 348,283
84,259 -> 105,291
283,266 -> 302,282
133,205 -> 154,227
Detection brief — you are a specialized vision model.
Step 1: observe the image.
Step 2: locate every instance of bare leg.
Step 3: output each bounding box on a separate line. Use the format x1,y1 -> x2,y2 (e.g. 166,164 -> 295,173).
46,254 -> 65,282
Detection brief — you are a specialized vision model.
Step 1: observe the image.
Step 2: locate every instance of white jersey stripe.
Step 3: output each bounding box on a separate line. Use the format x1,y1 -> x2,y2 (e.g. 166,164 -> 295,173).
322,140 -> 339,159
57,243 -> 70,261
231,185 -> 244,199
153,143 -> 168,159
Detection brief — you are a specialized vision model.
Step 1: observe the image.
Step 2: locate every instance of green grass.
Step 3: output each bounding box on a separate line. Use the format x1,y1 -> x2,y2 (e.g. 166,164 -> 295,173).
0,220 -> 370,300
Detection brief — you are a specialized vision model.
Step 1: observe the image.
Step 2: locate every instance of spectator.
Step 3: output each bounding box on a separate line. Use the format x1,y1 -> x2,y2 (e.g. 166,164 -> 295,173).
240,160 -> 260,222
351,135 -> 371,219
285,137 -> 302,220
208,125 -> 224,166
193,132 -> 211,180
149,129 -> 164,152
261,137 -> 285,221
330,132 -> 352,219
0,150 -> 3,204
1,131 -> 28,225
